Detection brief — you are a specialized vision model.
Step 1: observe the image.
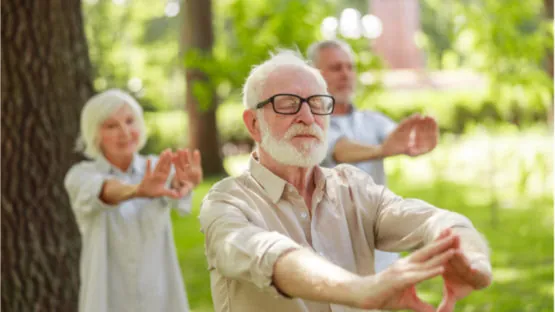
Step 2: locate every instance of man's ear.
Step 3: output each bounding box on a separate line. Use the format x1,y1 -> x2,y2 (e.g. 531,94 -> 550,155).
243,109 -> 262,143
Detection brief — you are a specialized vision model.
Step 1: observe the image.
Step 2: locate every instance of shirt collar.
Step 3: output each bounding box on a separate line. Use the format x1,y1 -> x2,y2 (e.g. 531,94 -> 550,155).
96,153 -> 143,175
247,152 -> 329,204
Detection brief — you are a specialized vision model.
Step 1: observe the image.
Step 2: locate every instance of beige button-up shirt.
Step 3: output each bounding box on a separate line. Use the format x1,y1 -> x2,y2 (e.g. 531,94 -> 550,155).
199,156 -> 481,312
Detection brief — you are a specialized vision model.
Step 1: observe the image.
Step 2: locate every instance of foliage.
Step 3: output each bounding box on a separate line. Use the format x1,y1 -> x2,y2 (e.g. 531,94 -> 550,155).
83,0 -> 182,111
366,88 -> 550,133
181,0 -> 336,111
419,0 -> 553,116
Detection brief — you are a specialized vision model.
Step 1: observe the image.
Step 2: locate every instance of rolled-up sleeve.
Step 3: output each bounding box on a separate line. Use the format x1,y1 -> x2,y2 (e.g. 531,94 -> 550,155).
199,191 -> 302,297
64,163 -> 118,217
341,165 -> 488,257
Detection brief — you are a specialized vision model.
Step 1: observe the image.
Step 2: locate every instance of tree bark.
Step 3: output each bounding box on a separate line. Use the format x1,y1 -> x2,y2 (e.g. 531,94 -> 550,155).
1,0 -> 93,310
181,0 -> 226,177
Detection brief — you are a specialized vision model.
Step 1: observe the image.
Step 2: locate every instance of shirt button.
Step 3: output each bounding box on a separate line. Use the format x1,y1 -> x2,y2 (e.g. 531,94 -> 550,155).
300,212 -> 308,219
319,251 -> 325,257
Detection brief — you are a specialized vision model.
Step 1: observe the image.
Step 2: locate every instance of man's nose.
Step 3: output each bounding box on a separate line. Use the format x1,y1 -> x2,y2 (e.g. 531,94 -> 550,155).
295,101 -> 315,125
340,67 -> 352,79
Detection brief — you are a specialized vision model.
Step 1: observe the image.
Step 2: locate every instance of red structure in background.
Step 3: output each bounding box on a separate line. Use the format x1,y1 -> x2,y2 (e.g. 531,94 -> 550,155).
370,0 -> 424,69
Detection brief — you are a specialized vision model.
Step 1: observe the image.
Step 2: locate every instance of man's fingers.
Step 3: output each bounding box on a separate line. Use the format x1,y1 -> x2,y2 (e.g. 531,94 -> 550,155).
436,228 -> 452,240
437,291 -> 456,312
449,253 -> 491,289
421,248 -> 457,270
409,296 -> 436,312
402,266 -> 445,287
410,234 -> 458,262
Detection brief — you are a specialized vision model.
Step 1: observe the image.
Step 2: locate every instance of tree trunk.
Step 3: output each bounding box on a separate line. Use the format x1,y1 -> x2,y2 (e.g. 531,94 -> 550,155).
181,0 -> 226,177
1,0 -> 93,310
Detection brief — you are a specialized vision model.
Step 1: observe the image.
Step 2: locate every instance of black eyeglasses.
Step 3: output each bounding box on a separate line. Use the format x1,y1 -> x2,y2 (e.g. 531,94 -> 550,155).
256,93 -> 335,115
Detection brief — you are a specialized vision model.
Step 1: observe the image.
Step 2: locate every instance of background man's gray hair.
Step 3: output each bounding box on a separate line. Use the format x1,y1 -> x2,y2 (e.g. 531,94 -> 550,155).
242,49 -> 328,110
306,39 -> 355,67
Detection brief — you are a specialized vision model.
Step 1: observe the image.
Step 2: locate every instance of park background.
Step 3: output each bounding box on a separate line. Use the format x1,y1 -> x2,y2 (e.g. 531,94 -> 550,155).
2,0 -> 554,311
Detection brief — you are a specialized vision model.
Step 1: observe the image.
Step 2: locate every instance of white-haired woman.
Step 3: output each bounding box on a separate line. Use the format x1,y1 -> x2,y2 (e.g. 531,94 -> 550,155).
64,89 -> 202,312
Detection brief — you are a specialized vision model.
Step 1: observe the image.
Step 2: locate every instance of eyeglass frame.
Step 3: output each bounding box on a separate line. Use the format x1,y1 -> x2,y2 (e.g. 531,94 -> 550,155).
255,93 -> 335,115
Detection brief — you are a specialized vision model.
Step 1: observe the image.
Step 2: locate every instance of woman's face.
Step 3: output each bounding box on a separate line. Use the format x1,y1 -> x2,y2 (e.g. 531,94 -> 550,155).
98,104 -> 140,160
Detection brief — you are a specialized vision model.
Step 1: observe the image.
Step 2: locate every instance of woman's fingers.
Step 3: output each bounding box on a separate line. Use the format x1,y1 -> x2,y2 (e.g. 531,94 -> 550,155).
154,149 -> 172,173
193,149 -> 201,166
162,188 -> 180,199
177,182 -> 193,197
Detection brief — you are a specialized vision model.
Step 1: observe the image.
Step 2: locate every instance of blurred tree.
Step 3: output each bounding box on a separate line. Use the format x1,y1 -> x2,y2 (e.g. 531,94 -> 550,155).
184,0 -> 333,95
451,0 -> 553,124
181,0 -> 225,176
419,0 -> 460,69
83,0 -> 181,112
181,0 -> 335,153
1,0 -> 93,310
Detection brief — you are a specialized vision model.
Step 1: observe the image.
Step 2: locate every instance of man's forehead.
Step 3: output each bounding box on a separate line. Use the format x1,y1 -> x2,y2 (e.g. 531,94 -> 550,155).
319,46 -> 353,65
263,66 -> 324,96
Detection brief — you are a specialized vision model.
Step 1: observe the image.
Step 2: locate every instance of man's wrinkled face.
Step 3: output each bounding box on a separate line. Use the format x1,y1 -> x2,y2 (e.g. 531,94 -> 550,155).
314,46 -> 356,105
257,66 -> 330,167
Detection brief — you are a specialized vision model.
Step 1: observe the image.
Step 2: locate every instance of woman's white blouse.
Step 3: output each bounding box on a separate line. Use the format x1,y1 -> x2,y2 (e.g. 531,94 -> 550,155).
64,154 -> 192,312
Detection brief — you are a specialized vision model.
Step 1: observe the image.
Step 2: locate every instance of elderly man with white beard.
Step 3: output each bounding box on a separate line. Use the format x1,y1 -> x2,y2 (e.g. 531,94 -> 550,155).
199,51 -> 492,312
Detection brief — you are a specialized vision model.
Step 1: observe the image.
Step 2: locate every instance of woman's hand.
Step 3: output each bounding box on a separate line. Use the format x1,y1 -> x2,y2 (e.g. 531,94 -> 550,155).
135,149 -> 180,199
171,148 -> 203,198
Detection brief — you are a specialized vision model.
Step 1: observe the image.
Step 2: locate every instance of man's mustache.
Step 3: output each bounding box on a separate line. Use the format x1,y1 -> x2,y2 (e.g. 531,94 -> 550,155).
284,124 -> 324,141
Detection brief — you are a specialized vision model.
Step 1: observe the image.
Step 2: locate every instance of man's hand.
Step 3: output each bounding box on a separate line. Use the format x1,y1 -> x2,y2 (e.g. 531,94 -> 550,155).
436,230 -> 493,312
349,230 -> 461,312
382,114 -> 439,157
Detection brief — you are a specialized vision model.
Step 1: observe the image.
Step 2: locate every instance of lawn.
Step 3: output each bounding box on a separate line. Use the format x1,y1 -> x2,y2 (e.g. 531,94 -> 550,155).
171,132 -> 553,312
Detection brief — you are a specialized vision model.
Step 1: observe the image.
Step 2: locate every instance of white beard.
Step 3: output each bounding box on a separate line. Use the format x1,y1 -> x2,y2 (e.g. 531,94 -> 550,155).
257,111 -> 328,168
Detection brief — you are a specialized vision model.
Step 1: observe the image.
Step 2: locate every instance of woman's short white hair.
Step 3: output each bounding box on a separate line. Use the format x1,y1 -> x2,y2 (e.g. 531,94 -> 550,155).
75,89 -> 147,159
242,49 -> 329,110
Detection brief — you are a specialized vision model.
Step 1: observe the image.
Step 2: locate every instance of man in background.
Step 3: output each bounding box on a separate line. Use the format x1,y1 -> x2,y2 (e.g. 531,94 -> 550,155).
308,39 -> 439,273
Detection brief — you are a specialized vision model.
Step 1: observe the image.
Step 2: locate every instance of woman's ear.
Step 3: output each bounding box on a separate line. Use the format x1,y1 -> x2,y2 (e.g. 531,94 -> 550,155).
243,109 -> 262,143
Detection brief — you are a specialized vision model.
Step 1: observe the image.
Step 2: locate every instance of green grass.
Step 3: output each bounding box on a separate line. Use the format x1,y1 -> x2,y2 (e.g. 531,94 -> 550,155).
171,133 -> 553,312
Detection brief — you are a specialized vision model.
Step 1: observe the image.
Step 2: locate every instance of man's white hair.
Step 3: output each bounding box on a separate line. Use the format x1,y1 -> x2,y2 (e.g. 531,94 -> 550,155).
306,39 -> 355,67
75,89 -> 147,159
242,49 -> 329,110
